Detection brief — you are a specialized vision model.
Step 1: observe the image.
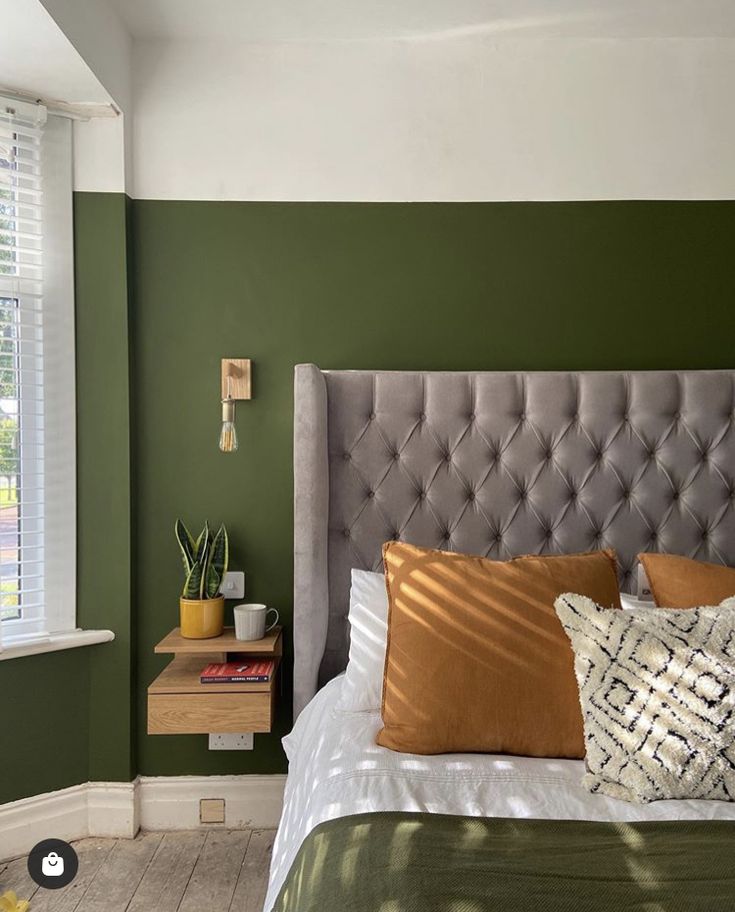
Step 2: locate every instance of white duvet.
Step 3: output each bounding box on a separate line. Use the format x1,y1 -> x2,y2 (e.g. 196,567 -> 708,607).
264,675 -> 735,911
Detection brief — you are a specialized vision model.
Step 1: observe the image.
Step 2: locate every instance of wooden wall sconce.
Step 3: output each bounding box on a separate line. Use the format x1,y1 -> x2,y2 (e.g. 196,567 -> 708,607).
219,358 -> 251,453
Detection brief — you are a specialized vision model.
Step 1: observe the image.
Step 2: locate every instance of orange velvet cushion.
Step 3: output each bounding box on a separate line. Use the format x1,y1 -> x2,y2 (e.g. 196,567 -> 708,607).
638,553 -> 735,608
378,542 -> 621,758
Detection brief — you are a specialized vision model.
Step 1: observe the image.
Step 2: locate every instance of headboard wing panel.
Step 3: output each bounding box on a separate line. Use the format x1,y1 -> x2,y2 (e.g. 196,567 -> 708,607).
293,365 -> 735,717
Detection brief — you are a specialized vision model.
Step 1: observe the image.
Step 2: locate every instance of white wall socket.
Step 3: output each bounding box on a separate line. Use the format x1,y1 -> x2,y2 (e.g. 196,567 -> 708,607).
208,732 -> 254,751
219,571 -> 245,599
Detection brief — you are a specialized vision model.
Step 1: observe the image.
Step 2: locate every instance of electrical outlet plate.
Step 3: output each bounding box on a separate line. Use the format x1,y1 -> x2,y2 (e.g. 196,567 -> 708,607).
208,732 -> 254,751
219,571 -> 245,599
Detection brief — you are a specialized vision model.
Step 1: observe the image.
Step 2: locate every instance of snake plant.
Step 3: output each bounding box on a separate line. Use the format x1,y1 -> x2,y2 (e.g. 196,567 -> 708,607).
176,519 -> 229,599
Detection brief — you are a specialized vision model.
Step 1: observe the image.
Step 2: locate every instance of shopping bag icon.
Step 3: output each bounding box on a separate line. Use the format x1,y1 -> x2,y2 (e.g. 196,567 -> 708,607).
41,852 -> 64,877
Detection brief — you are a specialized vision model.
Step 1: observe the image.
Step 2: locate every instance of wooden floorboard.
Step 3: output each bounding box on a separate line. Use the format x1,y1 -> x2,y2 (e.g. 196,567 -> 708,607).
0,829 -> 275,912
0,853 -> 41,906
126,831 -> 207,912
177,830 -> 252,912
230,829 -> 276,912
28,839 -> 115,912
75,832 -> 163,912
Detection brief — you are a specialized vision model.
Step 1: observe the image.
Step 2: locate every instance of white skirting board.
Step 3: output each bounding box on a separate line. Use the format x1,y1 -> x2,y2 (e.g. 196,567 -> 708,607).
137,774 -> 286,831
0,775 -> 286,862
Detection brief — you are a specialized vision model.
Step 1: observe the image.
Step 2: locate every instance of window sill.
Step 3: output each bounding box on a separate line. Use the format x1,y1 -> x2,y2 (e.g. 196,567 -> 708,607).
0,629 -> 115,661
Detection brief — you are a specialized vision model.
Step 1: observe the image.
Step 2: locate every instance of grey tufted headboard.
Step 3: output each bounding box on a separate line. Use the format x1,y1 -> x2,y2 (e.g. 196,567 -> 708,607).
293,365 -> 735,718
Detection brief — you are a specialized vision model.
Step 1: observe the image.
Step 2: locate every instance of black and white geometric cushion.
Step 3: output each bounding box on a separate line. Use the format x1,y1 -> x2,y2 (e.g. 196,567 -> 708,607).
555,593 -> 735,804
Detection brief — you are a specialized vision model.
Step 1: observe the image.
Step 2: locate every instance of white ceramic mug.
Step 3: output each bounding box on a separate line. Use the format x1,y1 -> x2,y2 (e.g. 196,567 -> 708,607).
233,603 -> 279,641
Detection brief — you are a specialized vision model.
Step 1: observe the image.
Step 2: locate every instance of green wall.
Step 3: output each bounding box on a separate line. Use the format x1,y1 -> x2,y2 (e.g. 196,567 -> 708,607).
3,199 -> 735,802
1,193 -> 133,803
75,193 -> 135,782
0,650 -> 90,803
133,200 -> 735,777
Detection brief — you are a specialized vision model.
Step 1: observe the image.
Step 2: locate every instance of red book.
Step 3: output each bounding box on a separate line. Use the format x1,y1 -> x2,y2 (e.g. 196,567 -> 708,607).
200,659 -> 275,684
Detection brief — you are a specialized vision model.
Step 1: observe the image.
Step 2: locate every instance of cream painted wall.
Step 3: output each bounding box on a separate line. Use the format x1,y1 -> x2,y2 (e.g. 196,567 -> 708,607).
73,116 -> 127,193
131,36 -> 735,202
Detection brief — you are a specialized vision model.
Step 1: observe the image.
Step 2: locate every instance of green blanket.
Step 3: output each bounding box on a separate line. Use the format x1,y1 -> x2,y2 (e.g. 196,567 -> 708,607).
272,812 -> 735,912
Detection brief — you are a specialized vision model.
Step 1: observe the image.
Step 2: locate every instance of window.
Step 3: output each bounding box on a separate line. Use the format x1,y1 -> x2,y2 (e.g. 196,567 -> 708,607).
0,97 -> 77,651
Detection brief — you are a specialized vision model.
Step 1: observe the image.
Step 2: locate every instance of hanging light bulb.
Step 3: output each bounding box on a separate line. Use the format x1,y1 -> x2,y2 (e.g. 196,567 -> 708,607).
218,359 -> 251,452
219,372 -> 238,453
219,397 -> 238,453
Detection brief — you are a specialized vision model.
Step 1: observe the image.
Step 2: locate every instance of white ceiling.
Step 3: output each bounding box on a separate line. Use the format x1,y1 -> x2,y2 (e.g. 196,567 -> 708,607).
109,0 -> 735,41
0,0 -> 112,106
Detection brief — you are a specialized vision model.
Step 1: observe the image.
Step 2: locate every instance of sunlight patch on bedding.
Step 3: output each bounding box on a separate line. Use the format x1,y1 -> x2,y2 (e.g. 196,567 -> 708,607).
351,609 -> 385,646
449,901 -> 483,912
506,794 -> 536,816
339,822 -> 372,889
388,819 -> 424,871
625,858 -> 660,891
305,829 -> 331,894
615,822 -> 645,850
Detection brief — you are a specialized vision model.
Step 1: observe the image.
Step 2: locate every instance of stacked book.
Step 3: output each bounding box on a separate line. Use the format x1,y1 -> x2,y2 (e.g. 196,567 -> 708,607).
200,658 -> 275,684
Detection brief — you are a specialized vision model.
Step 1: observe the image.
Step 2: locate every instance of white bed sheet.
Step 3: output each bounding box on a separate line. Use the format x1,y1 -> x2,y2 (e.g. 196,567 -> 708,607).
264,674 -> 735,911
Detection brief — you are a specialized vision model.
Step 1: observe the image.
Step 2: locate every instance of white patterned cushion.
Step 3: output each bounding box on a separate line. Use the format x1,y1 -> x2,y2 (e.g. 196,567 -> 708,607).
554,593 -> 735,804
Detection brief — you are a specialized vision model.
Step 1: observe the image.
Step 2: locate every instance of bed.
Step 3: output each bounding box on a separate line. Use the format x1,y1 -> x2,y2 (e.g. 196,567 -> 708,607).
265,366 -> 735,912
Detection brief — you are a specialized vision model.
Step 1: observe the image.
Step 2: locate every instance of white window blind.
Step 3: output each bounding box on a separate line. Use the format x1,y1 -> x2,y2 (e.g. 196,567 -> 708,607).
0,98 -> 76,648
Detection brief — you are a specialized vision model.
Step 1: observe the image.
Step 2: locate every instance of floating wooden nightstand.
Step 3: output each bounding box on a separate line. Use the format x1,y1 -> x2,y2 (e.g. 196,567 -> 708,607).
147,626 -> 282,735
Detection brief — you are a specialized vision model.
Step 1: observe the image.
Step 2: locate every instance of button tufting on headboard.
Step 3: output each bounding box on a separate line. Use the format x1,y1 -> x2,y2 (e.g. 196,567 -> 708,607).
293,366 -> 735,718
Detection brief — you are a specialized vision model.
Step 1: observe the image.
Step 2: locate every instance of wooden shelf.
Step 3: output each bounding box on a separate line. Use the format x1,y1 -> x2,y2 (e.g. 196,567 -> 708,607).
147,626 -> 282,736
154,625 -> 283,656
149,655 -> 277,694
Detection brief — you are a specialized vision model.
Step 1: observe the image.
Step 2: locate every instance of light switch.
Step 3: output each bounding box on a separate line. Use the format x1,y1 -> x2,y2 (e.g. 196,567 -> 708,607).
219,571 -> 245,599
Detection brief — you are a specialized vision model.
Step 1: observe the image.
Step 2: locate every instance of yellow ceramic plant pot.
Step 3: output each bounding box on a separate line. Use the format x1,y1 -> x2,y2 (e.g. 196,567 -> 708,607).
179,596 -> 225,639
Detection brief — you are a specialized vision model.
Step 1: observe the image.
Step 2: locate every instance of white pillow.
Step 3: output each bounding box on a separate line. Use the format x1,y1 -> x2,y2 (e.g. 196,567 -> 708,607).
620,592 -> 654,610
337,569 -> 389,712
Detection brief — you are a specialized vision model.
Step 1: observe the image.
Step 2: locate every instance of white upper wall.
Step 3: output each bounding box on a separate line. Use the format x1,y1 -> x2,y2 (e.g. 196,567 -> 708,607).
6,1 -> 735,200
132,36 -> 735,201
73,116 -> 127,193
112,0 -> 735,41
